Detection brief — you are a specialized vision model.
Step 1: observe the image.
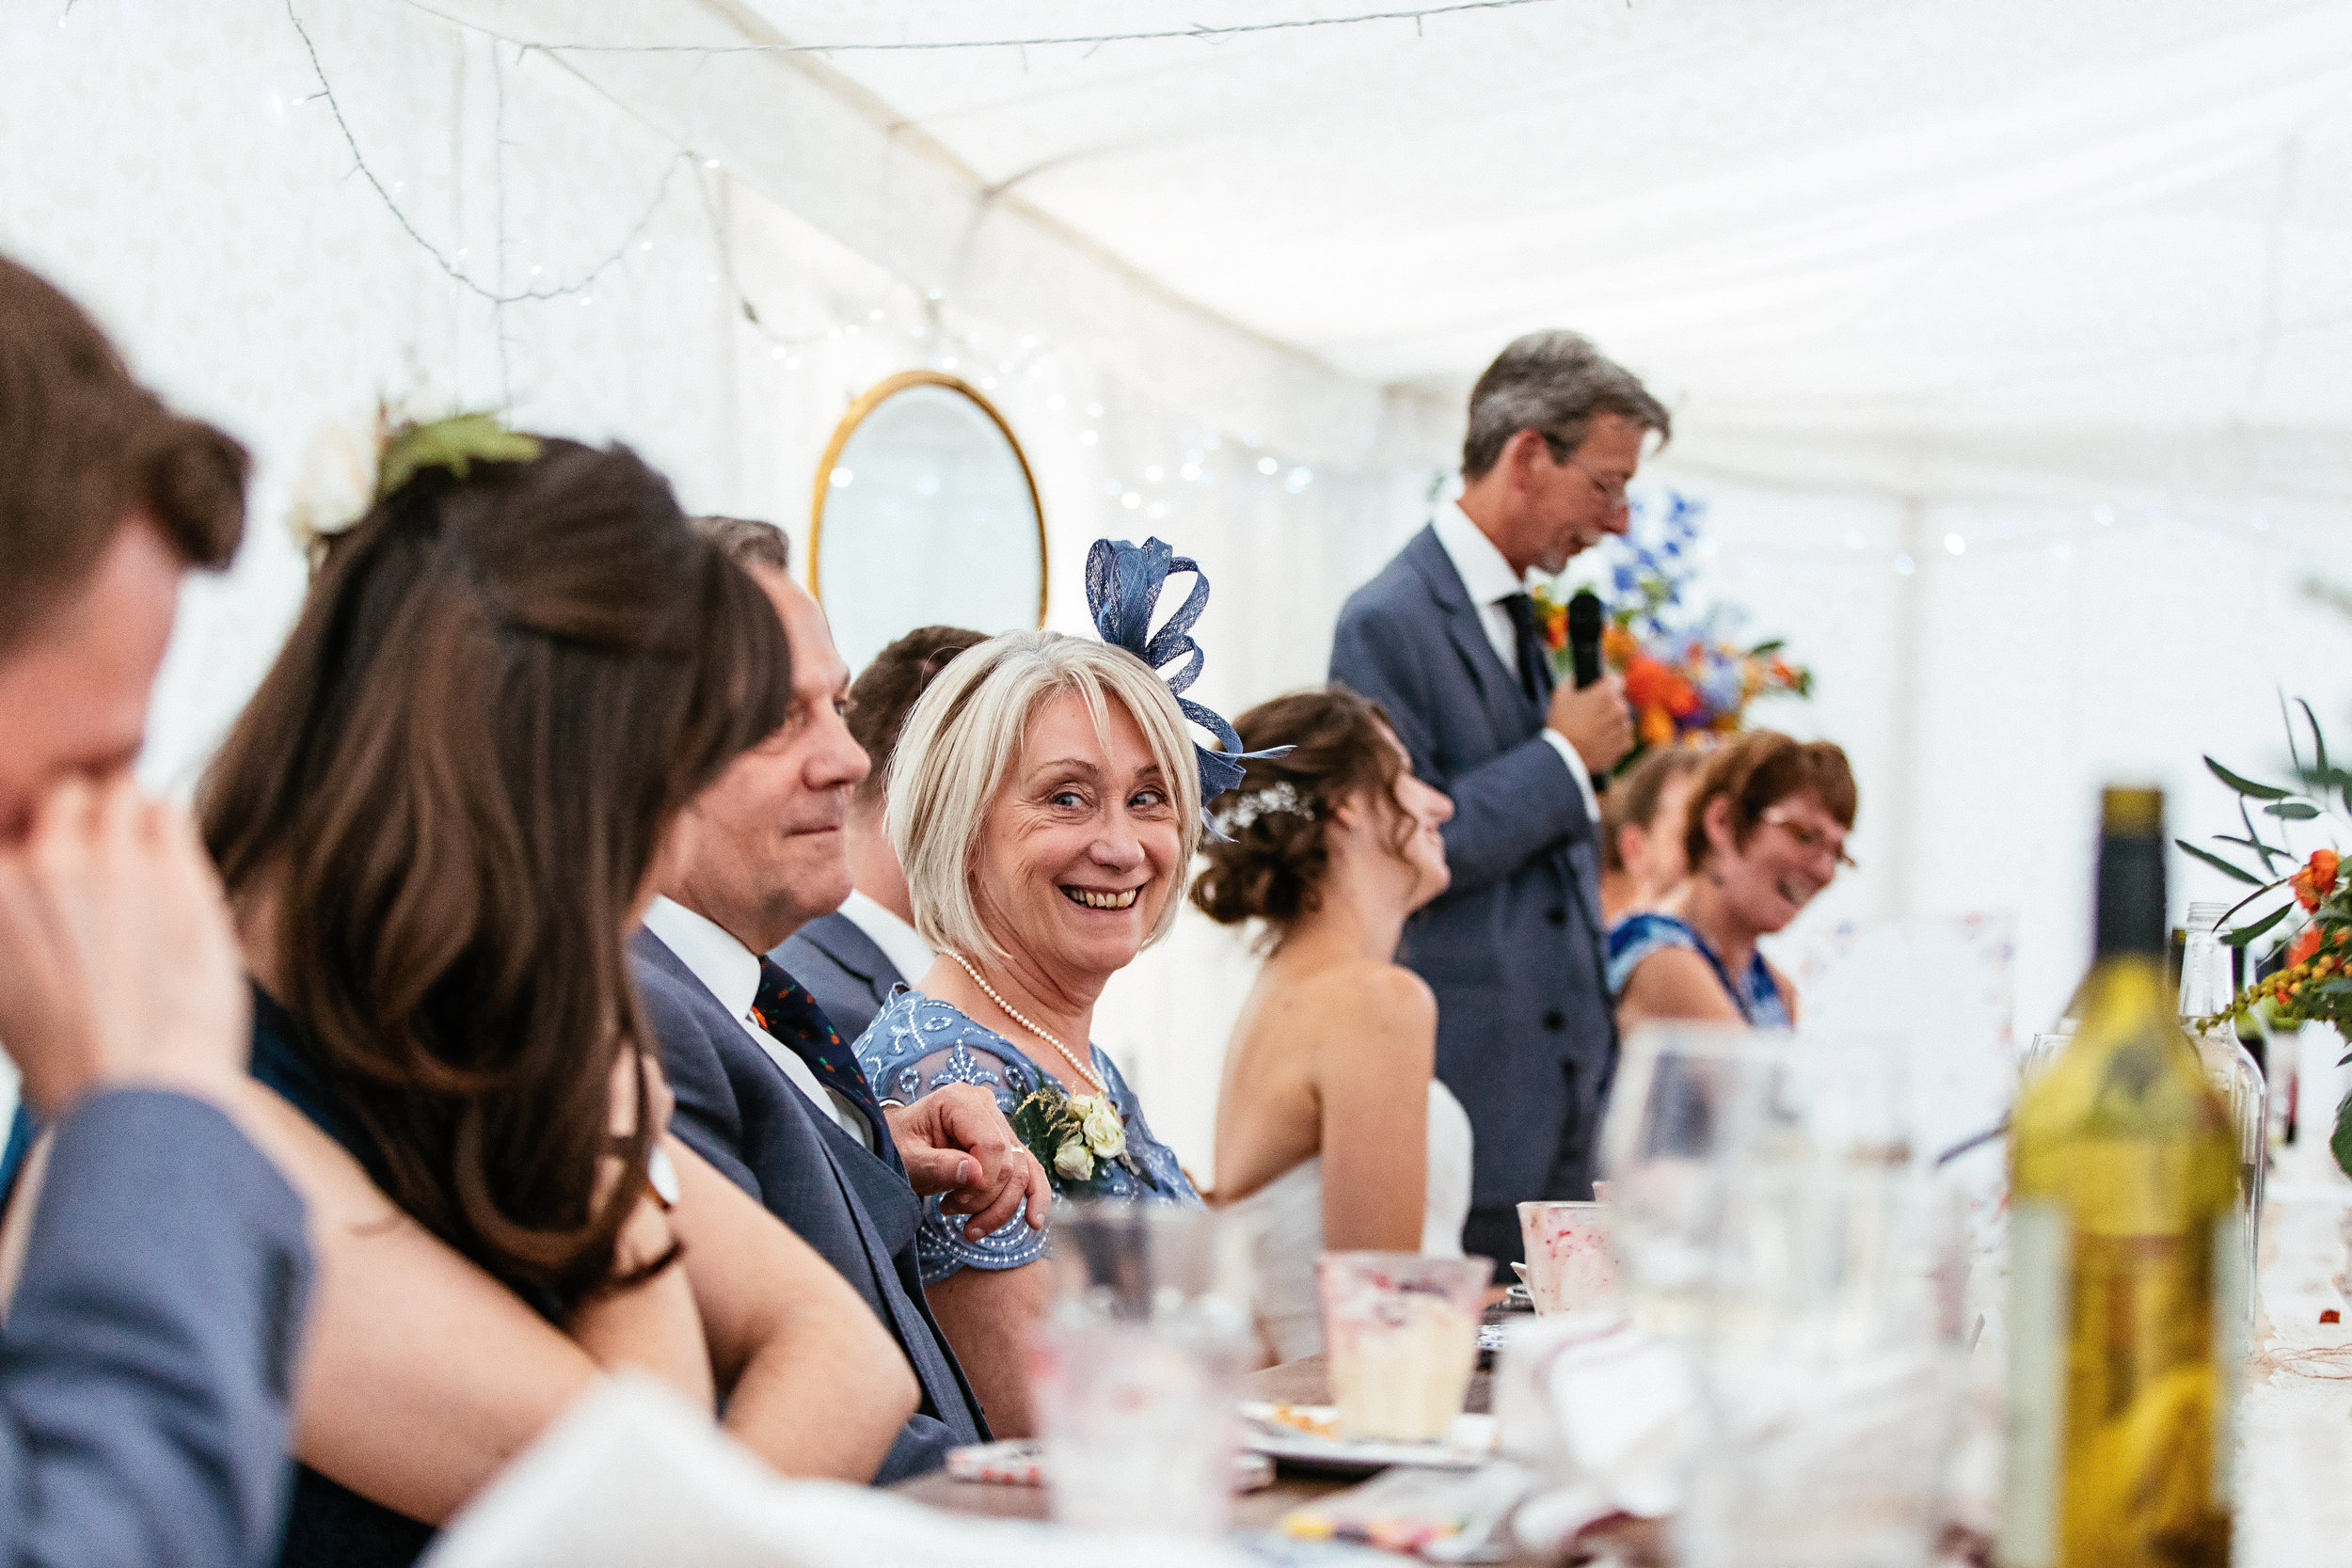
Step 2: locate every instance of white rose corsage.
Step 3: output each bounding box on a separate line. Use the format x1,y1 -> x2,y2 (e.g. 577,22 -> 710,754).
1012,1084 -> 1138,1193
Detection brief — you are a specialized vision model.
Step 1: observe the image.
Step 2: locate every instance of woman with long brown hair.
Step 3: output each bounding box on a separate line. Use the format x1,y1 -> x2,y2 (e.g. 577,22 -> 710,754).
199,432 -> 914,1565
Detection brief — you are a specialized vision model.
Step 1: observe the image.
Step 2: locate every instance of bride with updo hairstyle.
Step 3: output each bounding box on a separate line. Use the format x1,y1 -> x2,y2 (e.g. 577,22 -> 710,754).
1193,685 -> 1470,1363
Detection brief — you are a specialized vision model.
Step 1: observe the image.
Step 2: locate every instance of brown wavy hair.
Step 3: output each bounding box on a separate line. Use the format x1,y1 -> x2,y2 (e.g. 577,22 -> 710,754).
1682,730 -> 1857,871
200,438 -> 791,1308
1190,686 -> 1412,930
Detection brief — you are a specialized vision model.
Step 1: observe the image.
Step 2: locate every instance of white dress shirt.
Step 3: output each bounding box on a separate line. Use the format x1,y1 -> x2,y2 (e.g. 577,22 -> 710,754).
1428,502 -> 1602,828
642,895 -> 874,1150
837,889 -> 936,995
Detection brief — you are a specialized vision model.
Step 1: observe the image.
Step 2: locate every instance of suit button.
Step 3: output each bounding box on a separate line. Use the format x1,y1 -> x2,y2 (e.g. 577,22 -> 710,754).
1542,1009 -> 1565,1030
1547,907 -> 1566,926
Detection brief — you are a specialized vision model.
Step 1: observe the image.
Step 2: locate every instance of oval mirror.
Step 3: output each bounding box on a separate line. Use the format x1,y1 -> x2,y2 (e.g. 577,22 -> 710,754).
810,372 -> 1047,674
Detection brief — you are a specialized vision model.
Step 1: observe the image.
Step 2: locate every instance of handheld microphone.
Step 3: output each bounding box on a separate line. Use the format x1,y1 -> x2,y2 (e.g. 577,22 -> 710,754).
1565,590 -> 1611,795
1566,591 -> 1605,689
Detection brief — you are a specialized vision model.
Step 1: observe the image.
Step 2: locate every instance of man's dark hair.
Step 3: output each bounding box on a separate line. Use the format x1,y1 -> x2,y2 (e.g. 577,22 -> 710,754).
691,515 -> 791,575
848,625 -> 989,808
0,256 -> 249,653
1460,329 -> 1671,481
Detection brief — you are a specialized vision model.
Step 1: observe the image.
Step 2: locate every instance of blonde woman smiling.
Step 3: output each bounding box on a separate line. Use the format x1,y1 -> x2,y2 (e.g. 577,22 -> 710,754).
855,539 -> 1248,1430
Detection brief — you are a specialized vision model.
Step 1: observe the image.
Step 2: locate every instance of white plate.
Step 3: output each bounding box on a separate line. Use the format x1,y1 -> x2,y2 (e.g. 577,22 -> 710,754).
1239,1402 -> 1496,1475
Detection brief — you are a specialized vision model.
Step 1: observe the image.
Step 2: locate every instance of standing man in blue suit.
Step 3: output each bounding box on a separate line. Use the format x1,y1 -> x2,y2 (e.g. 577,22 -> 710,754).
0,256 -> 311,1566
1330,330 -> 1668,1275
635,518 -> 1047,1471
776,624 -> 985,1045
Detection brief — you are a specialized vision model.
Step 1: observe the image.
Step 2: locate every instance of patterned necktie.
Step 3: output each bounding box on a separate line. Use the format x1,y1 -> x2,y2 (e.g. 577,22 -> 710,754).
1499,592 -> 1551,706
751,958 -> 890,1149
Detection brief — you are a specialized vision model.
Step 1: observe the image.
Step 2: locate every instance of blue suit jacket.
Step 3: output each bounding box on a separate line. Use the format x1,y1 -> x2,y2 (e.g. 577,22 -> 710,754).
629,929 -> 987,1480
1329,524 -> 1617,1212
0,1089 -> 310,1568
771,912 -> 904,1052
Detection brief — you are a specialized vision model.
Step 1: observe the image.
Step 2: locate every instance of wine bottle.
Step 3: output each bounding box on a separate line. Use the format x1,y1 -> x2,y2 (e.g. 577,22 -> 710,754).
2179,901 -> 2268,1311
1998,788 -> 2242,1568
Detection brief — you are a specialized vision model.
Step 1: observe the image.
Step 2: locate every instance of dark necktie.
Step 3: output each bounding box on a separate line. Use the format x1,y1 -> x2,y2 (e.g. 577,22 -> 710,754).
1500,592 -> 1550,707
752,958 -> 890,1150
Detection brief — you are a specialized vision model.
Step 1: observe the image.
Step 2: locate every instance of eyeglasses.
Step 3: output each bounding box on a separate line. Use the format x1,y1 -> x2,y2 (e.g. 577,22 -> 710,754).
1539,435 -> 1631,514
1759,808 -> 1858,871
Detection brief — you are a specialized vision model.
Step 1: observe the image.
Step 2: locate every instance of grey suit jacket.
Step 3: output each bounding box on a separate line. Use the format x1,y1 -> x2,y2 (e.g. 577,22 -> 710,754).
772,912 -> 904,1051
0,1089 -> 310,1568
629,930 -> 987,1481
1329,524 -> 1617,1212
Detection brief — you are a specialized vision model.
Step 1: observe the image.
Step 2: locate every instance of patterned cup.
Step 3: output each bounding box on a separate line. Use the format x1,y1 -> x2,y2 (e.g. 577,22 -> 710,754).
1517,1200 -> 1620,1315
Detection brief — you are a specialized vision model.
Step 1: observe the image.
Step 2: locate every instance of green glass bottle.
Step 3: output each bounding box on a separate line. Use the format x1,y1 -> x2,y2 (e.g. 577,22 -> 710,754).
1998,787 -> 2242,1568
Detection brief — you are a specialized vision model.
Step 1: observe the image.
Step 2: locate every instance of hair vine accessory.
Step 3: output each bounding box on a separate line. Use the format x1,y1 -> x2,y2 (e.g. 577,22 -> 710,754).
285,400 -> 542,568
1210,782 -> 1313,837
1085,536 -> 1289,815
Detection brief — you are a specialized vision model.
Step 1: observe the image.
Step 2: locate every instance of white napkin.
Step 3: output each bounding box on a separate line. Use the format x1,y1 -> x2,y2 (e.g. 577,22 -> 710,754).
1488,1313 -> 1694,1554
423,1375 -> 1260,1568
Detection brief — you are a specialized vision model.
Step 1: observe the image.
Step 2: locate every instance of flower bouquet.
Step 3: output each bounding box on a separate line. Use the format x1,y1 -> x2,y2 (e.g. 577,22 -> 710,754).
2185,698 -> 2352,1178
1011,1084 -> 1140,1196
1530,491 -> 1812,759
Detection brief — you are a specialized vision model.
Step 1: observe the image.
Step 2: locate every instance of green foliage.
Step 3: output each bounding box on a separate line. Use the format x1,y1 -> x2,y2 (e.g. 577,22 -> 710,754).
376,412 -> 542,499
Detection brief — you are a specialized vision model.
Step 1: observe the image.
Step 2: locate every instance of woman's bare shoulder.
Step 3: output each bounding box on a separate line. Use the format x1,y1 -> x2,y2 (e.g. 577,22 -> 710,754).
1619,945 -> 1744,1025
1280,961 -> 1437,1063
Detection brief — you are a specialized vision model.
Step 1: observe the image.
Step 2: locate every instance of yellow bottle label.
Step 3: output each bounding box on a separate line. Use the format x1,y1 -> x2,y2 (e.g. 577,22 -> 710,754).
1999,1198 -> 2070,1568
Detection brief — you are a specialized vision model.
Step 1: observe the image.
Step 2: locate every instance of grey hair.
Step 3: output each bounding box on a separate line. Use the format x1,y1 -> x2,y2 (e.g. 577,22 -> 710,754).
885,628 -> 1204,964
691,515 -> 792,574
1460,330 -> 1672,480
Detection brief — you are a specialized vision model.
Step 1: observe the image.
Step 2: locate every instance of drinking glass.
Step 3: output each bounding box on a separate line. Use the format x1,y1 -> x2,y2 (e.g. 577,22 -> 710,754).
1597,1023 -> 1795,1337
1314,1252 -> 1490,1441
1516,1200 -> 1620,1315
1676,1031 -> 1968,1568
1027,1202 -> 1248,1535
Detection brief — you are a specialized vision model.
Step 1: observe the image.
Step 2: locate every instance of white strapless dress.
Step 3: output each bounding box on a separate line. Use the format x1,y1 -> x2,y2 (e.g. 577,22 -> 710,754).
1220,1081 -> 1475,1364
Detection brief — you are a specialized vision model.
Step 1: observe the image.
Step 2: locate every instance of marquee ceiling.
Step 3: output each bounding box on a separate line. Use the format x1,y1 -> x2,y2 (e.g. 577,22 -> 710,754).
735,0 -> 2352,503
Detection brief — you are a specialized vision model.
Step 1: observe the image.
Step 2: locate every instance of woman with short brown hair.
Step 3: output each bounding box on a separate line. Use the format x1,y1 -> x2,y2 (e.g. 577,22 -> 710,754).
1609,730 -> 1856,1031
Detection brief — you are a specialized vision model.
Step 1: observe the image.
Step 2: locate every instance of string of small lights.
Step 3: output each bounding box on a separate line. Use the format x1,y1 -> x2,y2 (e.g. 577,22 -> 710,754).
396,0 -> 1568,59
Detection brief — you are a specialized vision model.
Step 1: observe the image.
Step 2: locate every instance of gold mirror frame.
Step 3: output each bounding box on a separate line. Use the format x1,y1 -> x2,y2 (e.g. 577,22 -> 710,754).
807,370 -> 1049,628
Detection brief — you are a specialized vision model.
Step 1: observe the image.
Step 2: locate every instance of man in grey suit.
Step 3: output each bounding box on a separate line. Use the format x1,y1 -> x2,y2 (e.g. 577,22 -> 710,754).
776,624 -> 985,1045
1330,330 -> 1667,1274
637,520 -> 1046,1472
0,255 -> 310,1566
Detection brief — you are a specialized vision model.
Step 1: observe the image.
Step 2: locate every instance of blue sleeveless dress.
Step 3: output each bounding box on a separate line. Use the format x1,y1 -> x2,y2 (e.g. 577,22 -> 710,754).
1605,911 -> 1792,1027
852,987 -> 1199,1285
247,986 -> 528,1568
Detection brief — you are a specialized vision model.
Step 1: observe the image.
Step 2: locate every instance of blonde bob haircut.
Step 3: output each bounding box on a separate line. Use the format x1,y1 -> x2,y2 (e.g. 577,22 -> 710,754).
886,628 -> 1205,963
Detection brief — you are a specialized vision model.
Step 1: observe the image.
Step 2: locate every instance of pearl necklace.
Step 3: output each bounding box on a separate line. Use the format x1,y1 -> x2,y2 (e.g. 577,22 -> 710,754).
943,951 -> 1107,1095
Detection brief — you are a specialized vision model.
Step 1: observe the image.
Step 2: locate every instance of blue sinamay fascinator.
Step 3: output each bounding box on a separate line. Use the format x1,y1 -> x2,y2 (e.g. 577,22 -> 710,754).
1085,536 -> 1286,816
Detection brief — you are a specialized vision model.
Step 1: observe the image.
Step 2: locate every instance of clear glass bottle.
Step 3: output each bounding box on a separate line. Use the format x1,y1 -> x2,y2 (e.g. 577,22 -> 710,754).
2179,900 -> 2269,1292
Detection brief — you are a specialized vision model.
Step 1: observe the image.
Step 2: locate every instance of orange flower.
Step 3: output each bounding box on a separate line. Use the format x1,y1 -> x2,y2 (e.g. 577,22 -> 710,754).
2291,847 -> 2341,911
2288,925 -> 2322,966
1623,656 -> 1699,719
1601,624 -> 1638,667
1638,705 -> 1677,747
1541,606 -> 1567,653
